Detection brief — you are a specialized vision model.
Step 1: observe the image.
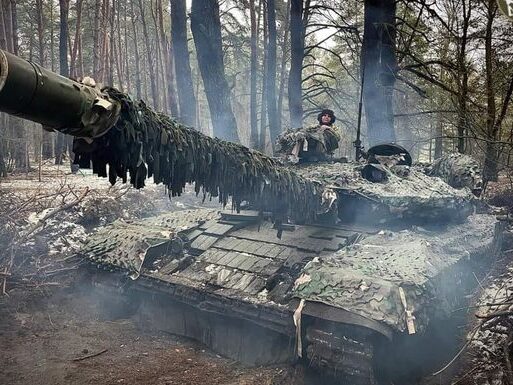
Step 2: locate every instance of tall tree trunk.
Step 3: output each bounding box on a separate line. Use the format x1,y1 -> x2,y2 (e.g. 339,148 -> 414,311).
111,0 -> 124,91
266,0 -> 278,147
288,0 -> 303,129
190,0 -> 239,142
483,1 -> 499,183
98,0 -> 110,83
59,0 -> 70,78
171,0 -> 197,126
78,33 -> 84,77
150,0 -> 163,111
435,29 -> 451,160
93,0 -> 101,80
115,0 -> 124,87
36,0 -> 44,65
362,0 -> 397,146
259,0 -> 268,150
49,0 -> 55,71
277,0 -> 290,135
130,0 -> 142,99
10,0 -> 17,54
0,1 -> 5,176
31,3 -> 39,162
157,0 -> 178,115
36,0 -> 53,159
0,2 -> 7,176
435,118 -> 443,159
0,1 -> 7,51
55,0 -> 70,165
138,0 -> 159,109
69,0 -> 82,78
112,24 -> 124,90
106,0 -> 114,86
5,0 -> 27,171
249,0 -> 258,147
455,0 -> 472,153
165,32 -> 178,116
123,1 -> 131,92
3,0 -> 12,53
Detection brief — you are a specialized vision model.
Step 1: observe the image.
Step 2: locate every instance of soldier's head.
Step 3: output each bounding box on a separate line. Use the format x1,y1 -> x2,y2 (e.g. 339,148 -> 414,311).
317,109 -> 336,126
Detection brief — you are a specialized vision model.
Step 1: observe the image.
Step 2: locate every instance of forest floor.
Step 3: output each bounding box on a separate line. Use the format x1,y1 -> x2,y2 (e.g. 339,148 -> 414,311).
0,283 -> 302,385
0,161 -> 512,385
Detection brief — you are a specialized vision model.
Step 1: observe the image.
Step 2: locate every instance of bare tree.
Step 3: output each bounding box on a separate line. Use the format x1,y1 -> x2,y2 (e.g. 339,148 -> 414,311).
277,0 -> 290,134
2,0 -> 28,171
35,0 -> 53,160
455,0 -> 472,154
138,0 -> 159,109
288,0 -> 305,129
93,0 -> 101,80
249,0 -> 259,147
259,0 -> 268,149
171,0 -> 196,124
129,0 -> 142,99
55,0 -> 70,166
362,0 -> 397,146
157,0 -> 178,116
190,0 -> 239,142
266,0 -> 279,146
69,0 -> 83,79
482,0 -> 513,182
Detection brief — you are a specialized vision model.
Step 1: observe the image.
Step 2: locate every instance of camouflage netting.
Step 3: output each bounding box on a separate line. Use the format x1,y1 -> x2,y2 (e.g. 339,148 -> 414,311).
73,88 -> 322,222
427,152 -> 483,191
81,209 -> 220,277
292,162 -> 476,221
293,214 -> 499,333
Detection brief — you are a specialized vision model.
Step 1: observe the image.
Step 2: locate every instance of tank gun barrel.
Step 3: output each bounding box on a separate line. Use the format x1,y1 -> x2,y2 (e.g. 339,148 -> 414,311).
0,50 -> 323,223
0,49 -> 119,138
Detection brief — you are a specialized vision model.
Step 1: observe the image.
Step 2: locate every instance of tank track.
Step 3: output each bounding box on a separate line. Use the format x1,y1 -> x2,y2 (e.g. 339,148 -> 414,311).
305,320 -> 379,385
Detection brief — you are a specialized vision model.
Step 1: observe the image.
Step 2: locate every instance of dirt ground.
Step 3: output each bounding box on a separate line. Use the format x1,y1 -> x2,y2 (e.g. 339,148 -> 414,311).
0,281 -> 303,385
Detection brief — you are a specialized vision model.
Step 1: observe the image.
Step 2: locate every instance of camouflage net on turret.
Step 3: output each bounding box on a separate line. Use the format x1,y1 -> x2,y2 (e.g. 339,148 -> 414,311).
73,88 -> 322,222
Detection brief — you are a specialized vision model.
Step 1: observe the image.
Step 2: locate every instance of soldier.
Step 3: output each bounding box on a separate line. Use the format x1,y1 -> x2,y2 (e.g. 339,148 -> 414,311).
277,108 -> 341,162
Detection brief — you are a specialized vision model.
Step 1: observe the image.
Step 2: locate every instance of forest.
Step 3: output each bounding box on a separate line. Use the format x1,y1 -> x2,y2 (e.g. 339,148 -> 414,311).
0,0 -> 512,183
2,1 -> 513,385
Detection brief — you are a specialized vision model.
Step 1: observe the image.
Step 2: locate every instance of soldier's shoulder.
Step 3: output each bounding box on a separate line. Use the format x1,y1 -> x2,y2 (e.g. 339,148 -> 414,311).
327,125 -> 341,139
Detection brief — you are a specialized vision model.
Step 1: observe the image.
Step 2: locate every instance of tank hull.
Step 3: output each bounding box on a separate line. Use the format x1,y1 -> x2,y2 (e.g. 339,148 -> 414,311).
80,209 -> 503,384
89,270 -> 381,385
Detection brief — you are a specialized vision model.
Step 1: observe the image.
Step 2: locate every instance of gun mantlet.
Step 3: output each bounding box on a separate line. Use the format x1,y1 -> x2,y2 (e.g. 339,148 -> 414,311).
0,49 -> 120,139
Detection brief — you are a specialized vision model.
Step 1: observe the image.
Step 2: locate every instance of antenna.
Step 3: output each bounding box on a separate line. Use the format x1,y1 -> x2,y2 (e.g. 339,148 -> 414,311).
354,60 -> 365,161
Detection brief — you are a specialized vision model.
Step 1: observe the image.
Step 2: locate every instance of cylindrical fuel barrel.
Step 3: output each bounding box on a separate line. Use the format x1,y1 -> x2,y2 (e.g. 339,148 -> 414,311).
0,49 -> 119,138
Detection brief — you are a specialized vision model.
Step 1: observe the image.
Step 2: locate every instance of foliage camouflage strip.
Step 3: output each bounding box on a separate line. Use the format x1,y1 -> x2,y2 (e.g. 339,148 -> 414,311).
73,88 -> 322,222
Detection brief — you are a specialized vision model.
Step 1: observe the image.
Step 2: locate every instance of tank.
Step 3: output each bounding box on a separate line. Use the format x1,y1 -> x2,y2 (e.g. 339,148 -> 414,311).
0,50 -> 505,384
79,172 -> 502,385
